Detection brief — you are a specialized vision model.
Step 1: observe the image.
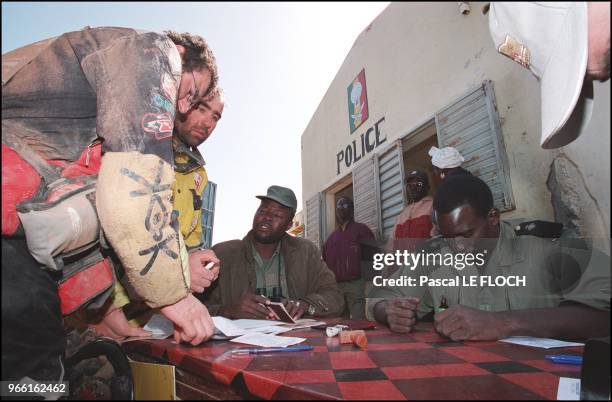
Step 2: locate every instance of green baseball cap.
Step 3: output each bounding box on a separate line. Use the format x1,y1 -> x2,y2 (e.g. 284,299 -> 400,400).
256,185 -> 297,210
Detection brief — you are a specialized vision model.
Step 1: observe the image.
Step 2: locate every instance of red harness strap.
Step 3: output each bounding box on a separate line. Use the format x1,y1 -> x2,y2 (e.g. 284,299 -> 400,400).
59,258 -> 114,316
2,140 -> 113,316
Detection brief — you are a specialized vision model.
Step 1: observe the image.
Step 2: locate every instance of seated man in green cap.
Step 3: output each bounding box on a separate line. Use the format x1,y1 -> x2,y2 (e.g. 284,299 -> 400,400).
198,185 -> 344,319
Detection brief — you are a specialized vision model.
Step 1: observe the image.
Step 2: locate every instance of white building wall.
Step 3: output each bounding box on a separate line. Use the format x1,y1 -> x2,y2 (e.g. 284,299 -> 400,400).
550,80 -> 610,252
301,2 -> 609,248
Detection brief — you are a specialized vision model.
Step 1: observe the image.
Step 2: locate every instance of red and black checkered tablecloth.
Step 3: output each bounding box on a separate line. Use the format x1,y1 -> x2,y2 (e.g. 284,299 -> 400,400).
123,321 -> 583,400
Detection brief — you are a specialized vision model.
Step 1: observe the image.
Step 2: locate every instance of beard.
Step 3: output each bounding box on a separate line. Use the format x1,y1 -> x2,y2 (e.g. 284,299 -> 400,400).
173,111 -> 207,148
253,229 -> 285,245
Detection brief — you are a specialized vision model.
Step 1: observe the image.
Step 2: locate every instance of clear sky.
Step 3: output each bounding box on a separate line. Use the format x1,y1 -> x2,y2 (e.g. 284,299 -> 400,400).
2,1 -> 389,243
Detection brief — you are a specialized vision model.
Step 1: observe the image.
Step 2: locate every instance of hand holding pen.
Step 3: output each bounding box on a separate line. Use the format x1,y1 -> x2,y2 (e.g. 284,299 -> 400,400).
188,248 -> 220,293
218,293 -> 275,320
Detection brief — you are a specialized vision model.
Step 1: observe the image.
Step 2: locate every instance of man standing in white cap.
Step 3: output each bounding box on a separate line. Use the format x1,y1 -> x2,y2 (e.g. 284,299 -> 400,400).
428,146 -> 472,181
488,2 -> 610,149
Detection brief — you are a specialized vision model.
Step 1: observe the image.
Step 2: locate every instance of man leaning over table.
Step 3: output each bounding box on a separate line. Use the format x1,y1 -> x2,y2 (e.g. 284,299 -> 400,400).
367,175 -> 610,341
198,185 -> 344,320
87,89 -> 226,338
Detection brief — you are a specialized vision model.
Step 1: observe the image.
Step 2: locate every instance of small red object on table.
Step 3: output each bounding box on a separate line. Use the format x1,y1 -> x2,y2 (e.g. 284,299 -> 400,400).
339,330 -> 368,349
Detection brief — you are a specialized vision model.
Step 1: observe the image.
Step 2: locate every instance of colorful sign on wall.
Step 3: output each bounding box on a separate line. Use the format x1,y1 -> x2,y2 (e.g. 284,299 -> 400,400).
347,69 -> 369,133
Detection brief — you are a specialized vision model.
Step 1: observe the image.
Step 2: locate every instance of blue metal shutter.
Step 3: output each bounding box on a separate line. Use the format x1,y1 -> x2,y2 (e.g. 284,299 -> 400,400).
352,156 -> 380,238
377,143 -> 406,240
434,81 -> 514,211
200,181 -> 217,249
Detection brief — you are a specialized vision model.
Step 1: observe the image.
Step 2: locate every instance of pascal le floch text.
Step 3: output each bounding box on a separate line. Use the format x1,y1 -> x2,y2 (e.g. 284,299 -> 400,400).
372,275 -> 527,288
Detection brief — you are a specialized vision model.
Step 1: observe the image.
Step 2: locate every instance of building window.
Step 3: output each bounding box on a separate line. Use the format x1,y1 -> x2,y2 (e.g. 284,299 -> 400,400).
377,143 -> 405,240
435,80 -> 514,211
305,193 -> 324,248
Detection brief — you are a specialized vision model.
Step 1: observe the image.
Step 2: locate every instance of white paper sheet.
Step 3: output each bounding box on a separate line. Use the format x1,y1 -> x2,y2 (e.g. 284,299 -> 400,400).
212,316 -> 247,337
120,315 -> 298,343
556,377 -> 580,400
212,316 -> 311,337
212,317 -> 274,336
499,336 -> 584,349
279,320 -> 326,330
232,319 -> 287,330
143,314 -> 174,337
119,314 -> 174,343
256,326 -> 294,335
230,333 -> 306,348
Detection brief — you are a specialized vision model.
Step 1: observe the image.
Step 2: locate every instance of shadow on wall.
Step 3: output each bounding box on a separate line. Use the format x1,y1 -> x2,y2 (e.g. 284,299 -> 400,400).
547,153 -> 609,254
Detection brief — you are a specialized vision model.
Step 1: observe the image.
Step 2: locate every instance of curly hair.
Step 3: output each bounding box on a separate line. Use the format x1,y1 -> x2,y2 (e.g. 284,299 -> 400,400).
165,30 -> 219,97
206,86 -> 223,101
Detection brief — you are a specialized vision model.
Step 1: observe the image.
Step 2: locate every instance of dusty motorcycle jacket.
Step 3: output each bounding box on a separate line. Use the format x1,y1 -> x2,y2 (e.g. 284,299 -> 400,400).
2,27 -> 190,313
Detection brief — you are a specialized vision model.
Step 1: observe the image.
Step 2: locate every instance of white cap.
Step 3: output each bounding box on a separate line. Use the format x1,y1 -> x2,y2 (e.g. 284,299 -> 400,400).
428,146 -> 465,169
489,2 -> 593,149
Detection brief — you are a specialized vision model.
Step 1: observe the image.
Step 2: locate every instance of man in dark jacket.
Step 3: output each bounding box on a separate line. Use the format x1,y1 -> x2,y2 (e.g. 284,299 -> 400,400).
322,197 -> 374,319
199,186 -> 344,319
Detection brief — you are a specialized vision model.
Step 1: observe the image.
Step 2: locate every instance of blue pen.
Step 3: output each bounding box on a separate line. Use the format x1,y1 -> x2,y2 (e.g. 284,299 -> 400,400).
232,345 -> 314,355
545,355 -> 583,365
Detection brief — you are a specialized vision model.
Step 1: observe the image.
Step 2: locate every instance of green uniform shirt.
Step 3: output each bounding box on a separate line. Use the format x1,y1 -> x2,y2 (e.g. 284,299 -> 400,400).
250,240 -> 288,299
366,221 -> 610,320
